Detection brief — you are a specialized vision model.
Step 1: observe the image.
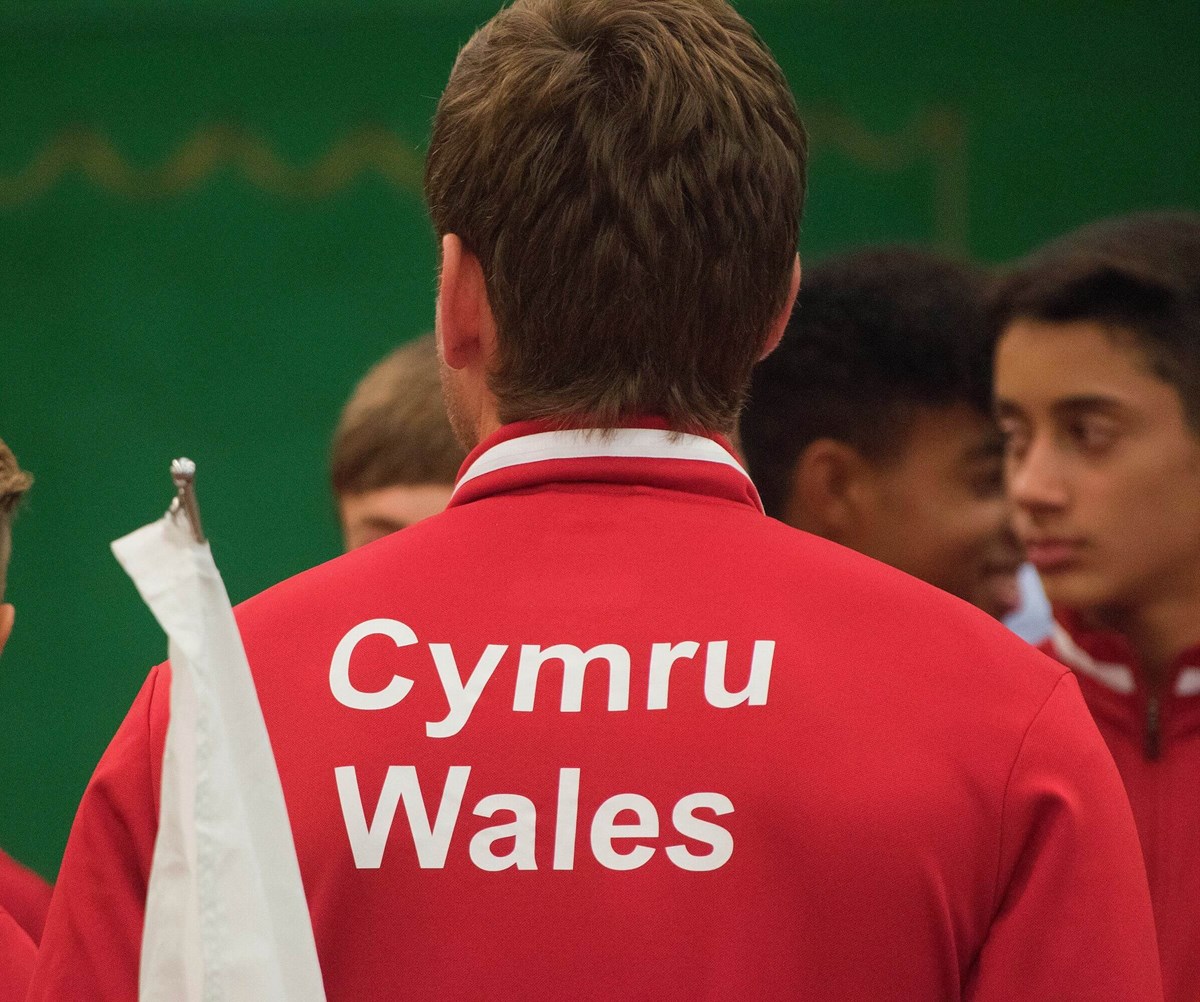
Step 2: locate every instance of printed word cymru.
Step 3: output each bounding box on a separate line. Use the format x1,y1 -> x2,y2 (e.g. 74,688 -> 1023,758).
336,765 -> 734,873
329,618 -> 775,738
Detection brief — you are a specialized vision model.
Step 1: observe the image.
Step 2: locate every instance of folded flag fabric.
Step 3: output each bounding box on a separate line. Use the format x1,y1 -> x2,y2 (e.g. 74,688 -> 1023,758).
113,507 -> 326,1002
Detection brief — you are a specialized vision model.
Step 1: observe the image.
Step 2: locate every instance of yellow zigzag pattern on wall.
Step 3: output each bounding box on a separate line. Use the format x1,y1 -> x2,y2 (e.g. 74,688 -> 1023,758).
0,109 -> 966,246
0,124 -> 425,204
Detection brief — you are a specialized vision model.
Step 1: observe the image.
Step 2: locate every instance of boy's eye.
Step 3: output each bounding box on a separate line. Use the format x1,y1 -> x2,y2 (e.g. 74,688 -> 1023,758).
1069,417 -> 1118,452
968,460 -> 1006,499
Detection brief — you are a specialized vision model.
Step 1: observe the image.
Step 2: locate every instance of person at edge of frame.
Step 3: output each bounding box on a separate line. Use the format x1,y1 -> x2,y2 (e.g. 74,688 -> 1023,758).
0,438 -> 49,1002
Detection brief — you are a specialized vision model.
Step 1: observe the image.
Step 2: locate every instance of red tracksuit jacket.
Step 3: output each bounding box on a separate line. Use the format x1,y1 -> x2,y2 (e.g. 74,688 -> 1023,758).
1043,611 -> 1200,1002
0,840 -> 51,1001
0,905 -> 34,1002
30,422 -> 1161,1000
0,849 -> 50,945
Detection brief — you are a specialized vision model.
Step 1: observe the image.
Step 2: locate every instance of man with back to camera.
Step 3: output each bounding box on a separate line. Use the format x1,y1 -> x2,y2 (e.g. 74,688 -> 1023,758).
0,439 -> 47,1000
740,246 -> 1025,622
31,2 -> 1160,999
332,333 -> 467,550
993,211 -> 1200,1002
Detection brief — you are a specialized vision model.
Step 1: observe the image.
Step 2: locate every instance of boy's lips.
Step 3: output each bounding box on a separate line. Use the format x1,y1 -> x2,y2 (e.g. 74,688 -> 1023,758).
1024,538 -> 1085,571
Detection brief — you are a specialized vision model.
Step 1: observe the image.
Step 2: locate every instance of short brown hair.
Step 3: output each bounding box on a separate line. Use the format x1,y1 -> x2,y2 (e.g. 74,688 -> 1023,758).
993,212 -> 1200,428
425,0 -> 807,433
331,335 -> 467,497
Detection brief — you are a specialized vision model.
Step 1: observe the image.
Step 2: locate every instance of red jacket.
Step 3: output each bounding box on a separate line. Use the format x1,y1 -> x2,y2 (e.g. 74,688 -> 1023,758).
0,905 -> 35,1002
0,849 -> 50,945
31,423 -> 1160,1000
1042,611 -> 1200,1002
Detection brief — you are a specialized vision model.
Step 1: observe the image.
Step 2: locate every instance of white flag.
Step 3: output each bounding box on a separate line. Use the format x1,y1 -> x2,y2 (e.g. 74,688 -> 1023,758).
113,509 -> 326,1002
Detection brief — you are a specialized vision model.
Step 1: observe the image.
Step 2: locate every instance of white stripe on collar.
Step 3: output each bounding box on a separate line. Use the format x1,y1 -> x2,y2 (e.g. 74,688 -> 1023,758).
1050,623 -> 1136,695
1051,624 -> 1200,698
454,427 -> 752,496
1176,668 -> 1200,697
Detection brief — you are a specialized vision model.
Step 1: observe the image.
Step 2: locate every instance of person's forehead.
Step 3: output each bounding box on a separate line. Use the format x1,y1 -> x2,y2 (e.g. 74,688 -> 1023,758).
339,482 -> 455,524
996,318 -> 1200,448
997,318 -> 1160,395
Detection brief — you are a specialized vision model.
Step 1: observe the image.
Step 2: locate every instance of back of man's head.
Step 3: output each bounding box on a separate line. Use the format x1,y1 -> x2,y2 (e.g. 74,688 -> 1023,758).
425,0 -> 807,434
992,212 -> 1200,427
742,246 -> 995,519
331,335 -> 466,549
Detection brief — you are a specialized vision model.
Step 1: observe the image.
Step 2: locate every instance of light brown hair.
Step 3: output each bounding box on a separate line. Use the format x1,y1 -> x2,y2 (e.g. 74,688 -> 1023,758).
0,439 -> 31,524
425,0 -> 807,433
0,438 -> 31,597
331,334 -> 467,497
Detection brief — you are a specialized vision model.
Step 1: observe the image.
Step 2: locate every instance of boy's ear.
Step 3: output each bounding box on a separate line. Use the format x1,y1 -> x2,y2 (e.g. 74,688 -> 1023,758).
784,438 -> 876,542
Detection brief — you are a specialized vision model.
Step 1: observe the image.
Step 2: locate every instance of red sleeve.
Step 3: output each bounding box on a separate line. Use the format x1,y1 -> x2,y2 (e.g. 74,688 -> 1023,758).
0,849 -> 52,944
966,673 -> 1162,1001
0,905 -> 35,1002
25,666 -> 168,1001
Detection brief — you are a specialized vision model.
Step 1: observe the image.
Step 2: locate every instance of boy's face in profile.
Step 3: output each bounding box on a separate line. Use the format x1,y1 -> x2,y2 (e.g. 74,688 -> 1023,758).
338,483 -> 455,551
827,403 -> 1023,620
996,318 -> 1200,614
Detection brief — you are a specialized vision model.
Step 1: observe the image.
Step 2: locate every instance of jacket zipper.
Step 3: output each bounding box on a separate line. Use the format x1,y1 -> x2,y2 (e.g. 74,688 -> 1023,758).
1145,691 -> 1162,761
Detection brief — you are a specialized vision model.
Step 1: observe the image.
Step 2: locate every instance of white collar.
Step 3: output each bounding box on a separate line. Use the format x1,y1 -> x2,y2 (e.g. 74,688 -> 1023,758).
454,427 -> 752,497
1050,623 -> 1136,695
1175,668 -> 1200,697
1052,623 -> 1200,698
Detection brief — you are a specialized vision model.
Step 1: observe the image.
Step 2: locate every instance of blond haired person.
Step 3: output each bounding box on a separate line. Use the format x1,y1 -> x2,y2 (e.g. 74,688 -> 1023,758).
332,334 -> 466,550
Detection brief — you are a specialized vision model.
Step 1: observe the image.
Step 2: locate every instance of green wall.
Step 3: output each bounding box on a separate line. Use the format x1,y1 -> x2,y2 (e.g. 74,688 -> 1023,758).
2,1 -> 1197,878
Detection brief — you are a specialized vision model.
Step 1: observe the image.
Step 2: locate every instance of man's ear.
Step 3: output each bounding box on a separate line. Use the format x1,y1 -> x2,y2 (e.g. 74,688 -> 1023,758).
783,438 -> 873,542
760,254 -> 801,360
0,603 -> 13,658
436,233 -> 497,372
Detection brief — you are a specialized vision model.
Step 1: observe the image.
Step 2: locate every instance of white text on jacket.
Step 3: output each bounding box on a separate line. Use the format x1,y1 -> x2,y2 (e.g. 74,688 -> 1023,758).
329,617 -> 775,737
335,765 -> 734,872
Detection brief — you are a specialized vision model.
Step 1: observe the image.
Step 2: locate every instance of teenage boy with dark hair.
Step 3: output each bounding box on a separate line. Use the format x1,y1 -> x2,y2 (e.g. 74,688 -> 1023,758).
741,246 -> 1023,620
33,3 -> 1158,999
331,334 -> 466,550
995,210 -> 1200,1002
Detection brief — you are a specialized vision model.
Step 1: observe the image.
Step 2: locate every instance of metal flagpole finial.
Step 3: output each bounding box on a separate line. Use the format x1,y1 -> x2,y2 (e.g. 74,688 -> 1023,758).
168,457 -> 206,543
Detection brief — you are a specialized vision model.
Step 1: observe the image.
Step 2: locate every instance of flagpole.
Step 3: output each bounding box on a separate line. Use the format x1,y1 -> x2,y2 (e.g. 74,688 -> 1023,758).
113,458 -> 326,1002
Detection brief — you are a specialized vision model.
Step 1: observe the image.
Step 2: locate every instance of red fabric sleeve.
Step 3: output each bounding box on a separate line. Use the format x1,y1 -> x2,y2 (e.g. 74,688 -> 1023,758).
966,673 -> 1162,1001
0,906 -> 35,1002
0,849 -> 51,944
24,667 -> 167,1001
